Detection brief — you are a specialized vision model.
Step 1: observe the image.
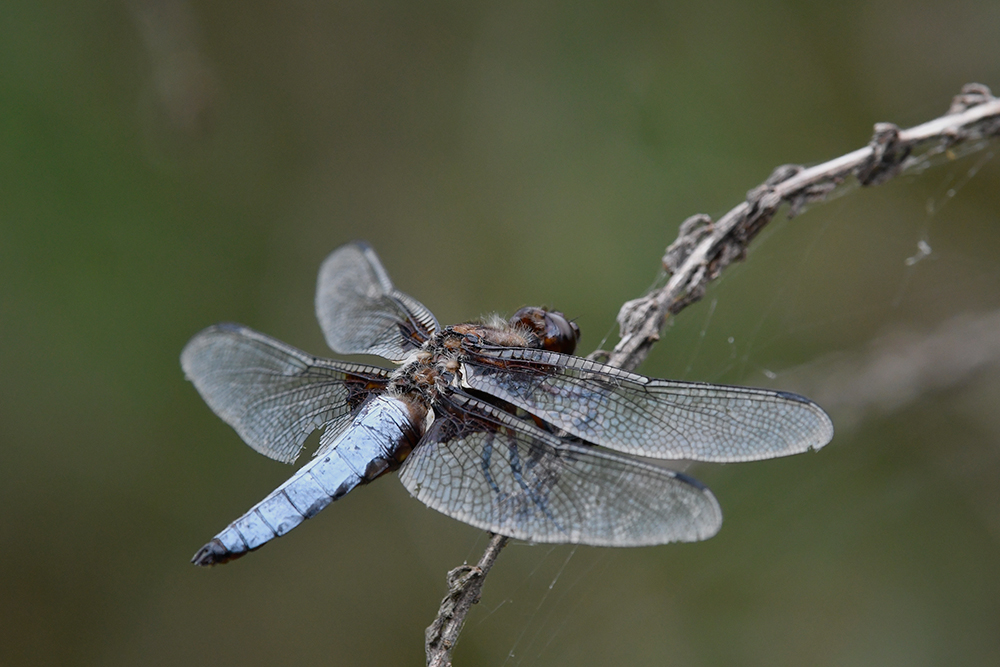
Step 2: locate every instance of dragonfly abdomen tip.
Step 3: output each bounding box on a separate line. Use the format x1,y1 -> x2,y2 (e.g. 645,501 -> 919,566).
191,539 -> 240,567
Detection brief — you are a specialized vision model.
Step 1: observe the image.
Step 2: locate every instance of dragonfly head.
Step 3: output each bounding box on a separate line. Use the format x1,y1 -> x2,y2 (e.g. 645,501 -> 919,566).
509,307 -> 581,355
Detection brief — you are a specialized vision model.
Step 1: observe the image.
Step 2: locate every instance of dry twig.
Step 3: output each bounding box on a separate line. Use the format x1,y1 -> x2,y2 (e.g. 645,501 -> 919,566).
424,82 -> 1000,667
607,83 -> 1000,372
425,535 -> 509,667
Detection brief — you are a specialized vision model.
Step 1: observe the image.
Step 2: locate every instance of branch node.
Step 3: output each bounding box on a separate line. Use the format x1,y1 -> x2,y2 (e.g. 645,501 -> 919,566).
663,214 -> 713,273
948,83 -> 995,114
857,122 -> 910,186
618,294 -> 663,339
766,163 -> 805,186
669,264 -> 709,313
789,178 -> 839,218
746,183 -> 782,218
730,175 -> 788,258
709,239 -> 747,279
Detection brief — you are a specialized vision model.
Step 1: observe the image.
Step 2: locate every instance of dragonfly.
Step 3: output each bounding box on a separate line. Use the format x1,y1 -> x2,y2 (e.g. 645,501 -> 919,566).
183,242 -> 834,565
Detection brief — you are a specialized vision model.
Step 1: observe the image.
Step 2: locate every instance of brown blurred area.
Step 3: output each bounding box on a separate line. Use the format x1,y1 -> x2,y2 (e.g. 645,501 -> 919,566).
2,1 -> 1000,665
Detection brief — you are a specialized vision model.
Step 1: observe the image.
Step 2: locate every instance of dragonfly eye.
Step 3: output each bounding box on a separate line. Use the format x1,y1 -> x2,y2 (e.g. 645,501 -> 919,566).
543,310 -> 580,355
510,307 -> 580,355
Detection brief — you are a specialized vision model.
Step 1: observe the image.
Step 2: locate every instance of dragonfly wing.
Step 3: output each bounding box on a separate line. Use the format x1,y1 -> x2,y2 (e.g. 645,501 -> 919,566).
462,347 -> 833,463
398,391 -> 721,546
181,323 -> 390,463
315,241 -> 439,362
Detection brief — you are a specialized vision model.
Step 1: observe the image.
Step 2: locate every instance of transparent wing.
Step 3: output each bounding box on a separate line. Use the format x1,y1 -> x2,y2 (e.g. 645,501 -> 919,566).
181,323 -> 391,463
462,347 -> 833,463
315,241 -> 439,362
397,391 -> 721,546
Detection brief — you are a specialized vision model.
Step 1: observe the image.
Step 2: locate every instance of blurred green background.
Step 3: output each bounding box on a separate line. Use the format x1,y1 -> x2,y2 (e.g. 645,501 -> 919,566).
3,1 -> 1000,665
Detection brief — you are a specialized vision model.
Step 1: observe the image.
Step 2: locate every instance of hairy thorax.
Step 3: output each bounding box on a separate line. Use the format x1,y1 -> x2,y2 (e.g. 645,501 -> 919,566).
388,306 -> 579,412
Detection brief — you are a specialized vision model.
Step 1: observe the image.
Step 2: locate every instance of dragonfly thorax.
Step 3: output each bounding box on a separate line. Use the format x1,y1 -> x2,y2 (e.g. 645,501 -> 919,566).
389,314 -> 557,403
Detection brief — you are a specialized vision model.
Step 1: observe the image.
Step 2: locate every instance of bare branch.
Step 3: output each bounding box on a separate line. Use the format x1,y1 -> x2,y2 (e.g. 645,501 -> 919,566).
424,82 -> 1000,665
607,83 -> 1000,372
426,534 -> 509,667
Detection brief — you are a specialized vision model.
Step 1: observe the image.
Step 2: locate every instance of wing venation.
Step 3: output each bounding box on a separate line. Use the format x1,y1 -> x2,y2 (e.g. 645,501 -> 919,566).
397,391 -> 722,546
181,323 -> 390,463
315,241 -> 439,362
462,346 -> 834,462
